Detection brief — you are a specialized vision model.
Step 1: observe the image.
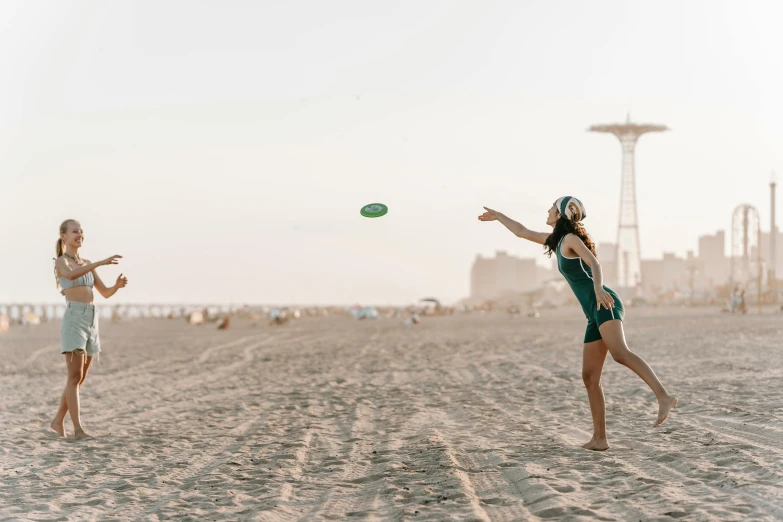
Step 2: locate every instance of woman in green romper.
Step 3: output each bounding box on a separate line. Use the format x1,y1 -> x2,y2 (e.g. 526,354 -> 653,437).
479,197 -> 678,451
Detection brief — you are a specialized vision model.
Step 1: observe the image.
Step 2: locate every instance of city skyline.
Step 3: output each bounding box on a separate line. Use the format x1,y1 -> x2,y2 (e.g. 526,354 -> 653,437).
470,222 -> 775,304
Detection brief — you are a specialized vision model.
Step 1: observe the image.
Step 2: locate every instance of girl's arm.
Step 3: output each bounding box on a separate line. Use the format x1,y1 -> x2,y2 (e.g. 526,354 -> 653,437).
56,256 -> 120,281
564,234 -> 615,310
89,261 -> 127,299
479,207 -> 550,245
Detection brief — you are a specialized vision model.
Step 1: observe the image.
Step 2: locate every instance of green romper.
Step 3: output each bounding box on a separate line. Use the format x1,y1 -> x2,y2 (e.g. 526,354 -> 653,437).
556,235 -> 624,343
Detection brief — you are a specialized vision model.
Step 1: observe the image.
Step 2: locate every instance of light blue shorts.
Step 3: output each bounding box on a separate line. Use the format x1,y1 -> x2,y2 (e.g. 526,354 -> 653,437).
61,302 -> 100,357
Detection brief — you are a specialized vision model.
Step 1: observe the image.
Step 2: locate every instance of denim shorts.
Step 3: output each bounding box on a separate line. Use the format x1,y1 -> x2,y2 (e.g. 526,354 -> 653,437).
61,301 -> 100,357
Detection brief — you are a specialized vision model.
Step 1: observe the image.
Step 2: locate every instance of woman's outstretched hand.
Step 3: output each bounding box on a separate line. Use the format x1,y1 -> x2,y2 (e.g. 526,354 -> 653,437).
101,255 -> 122,266
116,273 -> 128,289
478,207 -> 500,222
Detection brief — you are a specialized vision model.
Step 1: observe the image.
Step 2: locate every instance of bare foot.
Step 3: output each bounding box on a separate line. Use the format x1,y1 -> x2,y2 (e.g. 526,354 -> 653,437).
72,430 -> 93,440
582,438 -> 610,451
50,419 -> 65,438
655,394 -> 679,427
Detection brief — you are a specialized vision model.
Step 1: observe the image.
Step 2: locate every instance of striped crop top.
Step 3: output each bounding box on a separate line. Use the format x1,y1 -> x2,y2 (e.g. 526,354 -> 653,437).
59,271 -> 95,296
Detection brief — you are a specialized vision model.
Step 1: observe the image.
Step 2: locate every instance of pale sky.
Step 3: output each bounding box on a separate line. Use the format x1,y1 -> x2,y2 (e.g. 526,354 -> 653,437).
2,0 -> 782,305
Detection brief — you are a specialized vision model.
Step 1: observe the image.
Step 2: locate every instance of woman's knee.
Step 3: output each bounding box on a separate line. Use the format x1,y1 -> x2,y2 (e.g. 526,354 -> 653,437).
582,370 -> 602,389
610,349 -> 631,366
67,368 -> 83,385
79,358 -> 93,385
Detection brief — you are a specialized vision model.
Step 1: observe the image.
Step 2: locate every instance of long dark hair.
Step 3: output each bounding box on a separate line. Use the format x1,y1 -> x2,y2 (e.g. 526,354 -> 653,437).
544,217 -> 597,258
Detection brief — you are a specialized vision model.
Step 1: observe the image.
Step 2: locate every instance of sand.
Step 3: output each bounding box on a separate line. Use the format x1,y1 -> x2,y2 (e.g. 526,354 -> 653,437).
1,306 -> 782,521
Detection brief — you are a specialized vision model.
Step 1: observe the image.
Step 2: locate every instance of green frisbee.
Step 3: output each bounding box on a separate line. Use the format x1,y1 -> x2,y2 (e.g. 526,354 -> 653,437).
360,203 -> 388,218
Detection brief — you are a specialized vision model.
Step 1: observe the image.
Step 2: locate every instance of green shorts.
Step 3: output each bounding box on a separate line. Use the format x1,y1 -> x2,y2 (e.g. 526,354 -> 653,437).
61,301 -> 100,357
584,290 -> 624,344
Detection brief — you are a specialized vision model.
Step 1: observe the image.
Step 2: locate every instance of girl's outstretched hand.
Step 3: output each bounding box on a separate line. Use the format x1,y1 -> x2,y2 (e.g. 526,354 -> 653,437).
102,255 -> 122,266
116,273 -> 128,289
478,207 -> 500,222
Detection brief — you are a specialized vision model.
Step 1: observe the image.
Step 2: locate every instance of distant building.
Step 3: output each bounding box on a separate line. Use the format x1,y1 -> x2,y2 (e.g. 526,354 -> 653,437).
640,252 -> 691,295
470,251 -> 552,301
597,242 -> 616,261
472,230 -> 738,304
597,242 -> 617,285
759,228 -> 783,279
698,230 -> 729,287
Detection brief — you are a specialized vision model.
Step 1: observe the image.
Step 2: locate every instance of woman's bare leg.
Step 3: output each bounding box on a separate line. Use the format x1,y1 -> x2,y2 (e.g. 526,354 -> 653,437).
63,351 -> 91,438
582,340 -> 610,450
50,390 -> 67,437
51,355 -> 93,436
599,320 -> 678,426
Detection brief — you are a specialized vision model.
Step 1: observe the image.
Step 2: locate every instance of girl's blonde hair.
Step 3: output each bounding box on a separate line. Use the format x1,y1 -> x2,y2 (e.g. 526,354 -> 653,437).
55,219 -> 78,290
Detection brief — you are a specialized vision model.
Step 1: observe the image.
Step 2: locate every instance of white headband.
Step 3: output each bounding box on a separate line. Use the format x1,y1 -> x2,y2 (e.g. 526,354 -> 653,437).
555,196 -> 586,222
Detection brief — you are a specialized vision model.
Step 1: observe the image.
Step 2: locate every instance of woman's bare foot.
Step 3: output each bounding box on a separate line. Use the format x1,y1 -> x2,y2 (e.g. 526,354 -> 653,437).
655,394 -> 679,427
50,419 -> 65,437
582,438 -> 610,451
73,429 -> 93,440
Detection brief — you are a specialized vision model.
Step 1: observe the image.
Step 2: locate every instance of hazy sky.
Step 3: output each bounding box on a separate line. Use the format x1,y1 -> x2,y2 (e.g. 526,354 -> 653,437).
2,0 -> 782,305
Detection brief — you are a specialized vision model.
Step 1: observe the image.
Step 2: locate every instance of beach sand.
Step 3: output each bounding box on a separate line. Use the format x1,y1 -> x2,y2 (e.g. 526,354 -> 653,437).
1,306 -> 782,520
